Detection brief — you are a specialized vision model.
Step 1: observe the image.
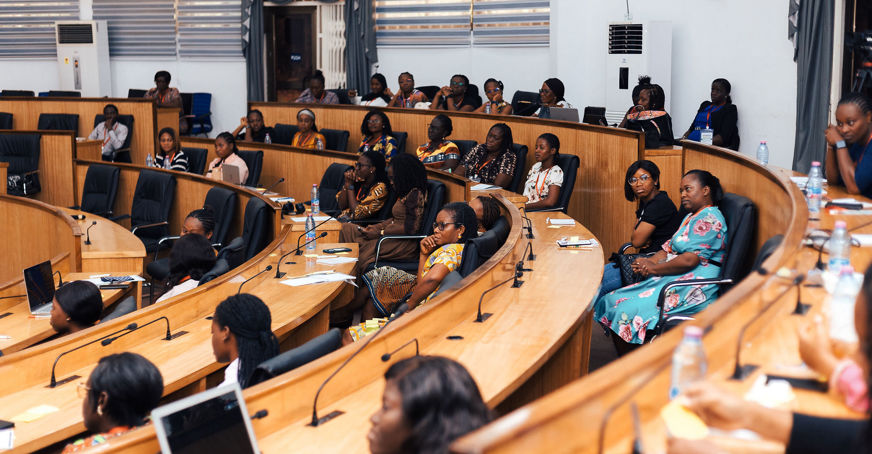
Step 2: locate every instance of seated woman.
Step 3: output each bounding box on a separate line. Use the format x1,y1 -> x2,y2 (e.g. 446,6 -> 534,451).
205,132 -> 249,183
295,70 -> 339,104
523,133 -> 564,210
156,233 -> 217,303
825,92 -> 872,198
416,114 -> 460,171
595,170 -> 727,353
600,160 -> 682,298
355,73 -> 392,107
430,74 -> 481,112
358,110 -> 399,162
291,108 -> 326,150
623,84 -> 675,148
359,202 -> 478,321
144,70 -> 186,134
154,127 -> 188,172
232,109 -> 274,143
336,153 -> 428,321
388,72 -> 428,108
368,356 -> 492,454
534,78 -> 573,117
667,264 -> 872,454
618,75 -> 652,129
474,78 -> 513,115
88,104 -> 128,160
62,353 -> 163,453
470,195 -> 501,234
456,123 -> 517,190
337,151 -> 390,222
681,78 -> 740,150
211,293 -> 280,389
50,281 -> 103,335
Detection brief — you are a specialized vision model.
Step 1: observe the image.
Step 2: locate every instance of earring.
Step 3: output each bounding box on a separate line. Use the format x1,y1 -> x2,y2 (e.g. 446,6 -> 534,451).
97,406 -> 103,416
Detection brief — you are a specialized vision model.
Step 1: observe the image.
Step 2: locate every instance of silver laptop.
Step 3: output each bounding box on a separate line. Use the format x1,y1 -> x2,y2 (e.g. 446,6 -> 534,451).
152,383 -> 260,454
25,260 -> 55,315
222,164 -> 242,185
544,107 -> 580,122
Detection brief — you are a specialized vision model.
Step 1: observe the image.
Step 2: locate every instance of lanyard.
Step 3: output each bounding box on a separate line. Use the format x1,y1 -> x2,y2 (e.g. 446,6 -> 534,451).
705,104 -> 723,128
296,132 -> 312,147
163,151 -> 176,169
400,91 -> 414,107
536,165 -> 552,196
102,123 -> 117,148
477,156 -> 495,173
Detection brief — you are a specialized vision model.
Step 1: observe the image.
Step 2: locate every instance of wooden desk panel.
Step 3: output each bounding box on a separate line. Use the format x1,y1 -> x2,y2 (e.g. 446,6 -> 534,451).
0,130 -> 77,207
0,162 -> 5,194
643,146 -> 683,195
63,208 -> 146,274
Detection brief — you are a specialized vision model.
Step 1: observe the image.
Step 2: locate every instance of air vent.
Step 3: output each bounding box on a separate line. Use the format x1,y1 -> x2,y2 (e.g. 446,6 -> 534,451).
609,24 -> 643,54
57,24 -> 93,44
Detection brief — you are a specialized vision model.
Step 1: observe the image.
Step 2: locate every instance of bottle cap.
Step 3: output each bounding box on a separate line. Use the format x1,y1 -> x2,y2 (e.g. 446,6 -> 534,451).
760,140 -> 767,144
835,220 -> 847,229
841,265 -> 855,275
683,326 -> 703,338
811,161 -> 821,166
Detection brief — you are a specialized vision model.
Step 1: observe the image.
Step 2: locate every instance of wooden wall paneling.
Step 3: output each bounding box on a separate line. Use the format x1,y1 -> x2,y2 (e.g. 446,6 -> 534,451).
0,162 -> 6,194
643,147 -> 684,196
75,139 -> 102,162
155,107 -> 180,152
35,132 -> 76,207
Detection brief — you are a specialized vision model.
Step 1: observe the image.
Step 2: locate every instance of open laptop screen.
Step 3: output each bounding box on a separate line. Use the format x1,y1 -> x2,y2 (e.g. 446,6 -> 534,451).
24,260 -> 54,312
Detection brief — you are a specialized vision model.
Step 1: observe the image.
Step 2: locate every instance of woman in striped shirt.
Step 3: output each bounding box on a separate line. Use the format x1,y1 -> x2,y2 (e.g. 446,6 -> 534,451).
155,127 -> 189,172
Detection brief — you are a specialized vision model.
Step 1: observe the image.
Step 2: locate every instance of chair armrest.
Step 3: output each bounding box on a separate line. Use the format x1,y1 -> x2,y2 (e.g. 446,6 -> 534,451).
211,242 -> 222,249
619,242 -> 633,254
655,278 -> 733,336
347,218 -> 383,226
374,235 -> 425,268
153,235 -> 181,261
109,213 -> 130,222
131,221 -> 169,235
526,206 -> 563,213
68,205 -> 80,210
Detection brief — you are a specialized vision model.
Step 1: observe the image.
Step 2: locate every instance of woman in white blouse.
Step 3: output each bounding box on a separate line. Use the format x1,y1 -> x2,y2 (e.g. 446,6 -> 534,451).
523,133 -> 564,210
156,233 -> 216,303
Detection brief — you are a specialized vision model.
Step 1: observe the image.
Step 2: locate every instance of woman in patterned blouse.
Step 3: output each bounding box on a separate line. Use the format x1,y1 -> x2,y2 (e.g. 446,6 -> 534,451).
416,114 -> 461,171
523,133 -> 564,210
337,150 -> 390,221
456,123 -> 517,189
474,78 -> 513,115
358,110 -> 399,162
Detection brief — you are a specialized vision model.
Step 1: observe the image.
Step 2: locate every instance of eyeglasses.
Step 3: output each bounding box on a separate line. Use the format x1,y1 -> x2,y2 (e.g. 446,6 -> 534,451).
433,221 -> 461,231
355,162 -> 372,169
77,381 -> 91,398
628,174 -> 652,185
487,88 -> 501,94
367,117 -> 383,124
450,81 -> 466,87
539,88 -> 552,94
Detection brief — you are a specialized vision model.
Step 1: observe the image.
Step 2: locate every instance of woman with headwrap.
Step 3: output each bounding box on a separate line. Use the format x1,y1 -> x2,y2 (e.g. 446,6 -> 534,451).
291,108 -> 327,150
534,77 -> 573,117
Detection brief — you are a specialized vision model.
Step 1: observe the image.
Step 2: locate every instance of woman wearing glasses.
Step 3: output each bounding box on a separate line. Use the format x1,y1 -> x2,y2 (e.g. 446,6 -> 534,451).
358,109 -> 399,162
337,151 -> 390,222
599,160 -> 683,298
430,74 -> 481,112
474,78 -> 513,115
534,77 -> 573,117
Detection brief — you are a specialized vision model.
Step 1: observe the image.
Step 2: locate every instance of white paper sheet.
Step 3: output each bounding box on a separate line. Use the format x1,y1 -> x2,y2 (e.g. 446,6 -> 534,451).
316,257 -> 358,266
0,428 -> 13,449
280,272 -> 356,287
290,216 -> 333,223
547,218 -> 576,226
269,196 -> 295,203
471,183 -> 501,191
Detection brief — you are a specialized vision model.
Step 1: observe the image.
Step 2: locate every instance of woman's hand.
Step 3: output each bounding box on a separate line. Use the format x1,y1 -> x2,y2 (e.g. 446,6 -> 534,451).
667,438 -> 726,454
419,234 -> 439,257
239,116 -> 248,128
798,315 -> 839,377
631,257 -> 657,277
493,92 -> 503,103
440,86 -> 452,97
680,383 -> 749,431
343,168 -> 355,185
384,87 -> 394,97
825,125 -> 845,147
360,225 -> 379,240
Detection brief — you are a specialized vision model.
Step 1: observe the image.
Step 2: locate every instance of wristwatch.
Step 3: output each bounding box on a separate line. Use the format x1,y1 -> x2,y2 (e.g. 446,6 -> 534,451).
835,140 -> 847,149
380,228 -> 385,236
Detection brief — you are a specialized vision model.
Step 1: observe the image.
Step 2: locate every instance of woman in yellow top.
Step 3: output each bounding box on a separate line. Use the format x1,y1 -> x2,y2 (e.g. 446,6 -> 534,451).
291,108 -> 326,150
416,114 -> 461,171
358,110 -> 399,162
337,150 -> 390,221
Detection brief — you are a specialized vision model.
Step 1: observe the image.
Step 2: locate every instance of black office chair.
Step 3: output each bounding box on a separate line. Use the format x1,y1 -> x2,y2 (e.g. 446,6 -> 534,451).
197,258 -> 230,286
0,113 -> 11,129
510,144 -> 528,193
751,235 -> 783,272
316,163 -> 354,216
0,133 -> 41,196
458,216 -> 510,277
321,128 -> 350,152
392,131 -> 408,154
371,180 -> 446,273
237,149 -> 263,186
45,90 -> 81,97
100,296 -> 137,322
0,90 -> 35,97
654,193 -> 757,336
327,89 -> 352,105
511,90 -> 540,117
76,164 -> 120,217
243,197 -> 272,261
217,236 -> 246,270
183,147 -> 208,175
452,140 -> 477,160
127,89 -> 147,98
527,154 -> 580,214
272,123 -> 299,146
110,169 -> 176,253
416,86 -> 440,101
93,114 -> 134,163
466,84 -> 483,108
37,113 -> 78,133
248,328 -> 343,387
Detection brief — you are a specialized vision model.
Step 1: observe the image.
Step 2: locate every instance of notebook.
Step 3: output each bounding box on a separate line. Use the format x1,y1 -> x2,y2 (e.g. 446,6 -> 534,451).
222,164 -> 242,185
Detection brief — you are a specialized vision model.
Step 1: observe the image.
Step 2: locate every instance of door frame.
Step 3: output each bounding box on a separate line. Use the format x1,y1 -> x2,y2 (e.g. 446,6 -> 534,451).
264,4 -> 318,102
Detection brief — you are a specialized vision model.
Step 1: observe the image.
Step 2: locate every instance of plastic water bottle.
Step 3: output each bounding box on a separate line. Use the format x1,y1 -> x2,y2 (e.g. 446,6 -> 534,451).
756,140 -> 769,166
830,265 -> 859,343
315,138 -> 324,150
264,132 -> 272,144
311,184 -> 320,214
807,161 -> 822,217
668,326 -> 707,400
145,153 -> 154,167
828,220 -> 851,273
305,213 -> 317,251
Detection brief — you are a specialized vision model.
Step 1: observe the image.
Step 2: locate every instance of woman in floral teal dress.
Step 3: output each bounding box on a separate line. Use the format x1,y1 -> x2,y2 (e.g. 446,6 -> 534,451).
595,170 -> 728,352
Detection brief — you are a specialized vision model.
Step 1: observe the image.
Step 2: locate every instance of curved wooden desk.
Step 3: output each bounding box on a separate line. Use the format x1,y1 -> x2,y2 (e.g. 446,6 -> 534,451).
64,208 -> 146,274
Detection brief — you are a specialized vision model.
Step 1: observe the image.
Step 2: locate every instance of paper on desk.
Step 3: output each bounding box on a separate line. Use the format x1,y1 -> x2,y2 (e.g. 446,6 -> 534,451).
290,216 -> 332,223
547,218 -> 576,226
84,275 -> 144,287
831,197 -> 872,208
829,209 -> 872,215
790,176 -> 827,188
471,183 -> 501,191
0,428 -> 12,450
11,405 -> 59,423
269,196 -> 295,203
280,272 -> 356,287
853,233 -> 872,247
316,256 -> 358,266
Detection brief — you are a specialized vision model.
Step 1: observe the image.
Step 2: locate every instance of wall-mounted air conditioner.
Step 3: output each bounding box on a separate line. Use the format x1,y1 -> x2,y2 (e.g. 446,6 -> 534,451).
55,21 -> 111,97
605,21 -> 672,126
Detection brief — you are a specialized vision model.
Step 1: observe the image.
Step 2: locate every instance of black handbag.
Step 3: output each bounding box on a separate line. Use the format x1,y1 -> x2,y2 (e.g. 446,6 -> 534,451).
610,251 -> 656,287
7,171 -> 40,196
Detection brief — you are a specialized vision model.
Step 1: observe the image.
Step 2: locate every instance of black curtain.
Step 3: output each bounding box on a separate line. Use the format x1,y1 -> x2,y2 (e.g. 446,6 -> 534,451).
242,0 -> 264,102
345,0 -> 378,92
792,0 -> 835,172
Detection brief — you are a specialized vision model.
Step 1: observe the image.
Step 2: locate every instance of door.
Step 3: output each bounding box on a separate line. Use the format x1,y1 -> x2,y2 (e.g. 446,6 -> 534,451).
265,6 -> 316,102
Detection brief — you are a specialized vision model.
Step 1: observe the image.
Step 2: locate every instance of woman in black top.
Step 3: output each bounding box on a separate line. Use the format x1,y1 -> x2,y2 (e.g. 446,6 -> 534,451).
681,78 -> 740,151
624,84 -> 675,148
599,160 -> 681,297
356,73 -> 392,106
430,74 -> 481,112
233,109 -> 275,143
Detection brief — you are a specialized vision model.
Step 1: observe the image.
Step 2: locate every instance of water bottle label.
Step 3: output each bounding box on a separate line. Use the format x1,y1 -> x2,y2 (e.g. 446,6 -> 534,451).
668,385 -> 679,400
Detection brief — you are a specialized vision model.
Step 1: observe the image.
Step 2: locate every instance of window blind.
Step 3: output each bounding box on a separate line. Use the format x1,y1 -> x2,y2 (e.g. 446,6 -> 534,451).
0,0 -> 79,57
177,0 -> 242,58
472,0 -> 549,46
375,0 -> 473,47
92,0 -> 176,57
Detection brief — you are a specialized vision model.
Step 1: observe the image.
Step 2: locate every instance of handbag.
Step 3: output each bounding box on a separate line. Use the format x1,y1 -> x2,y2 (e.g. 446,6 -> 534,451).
610,251 -> 656,287
362,266 -> 417,317
7,171 -> 40,196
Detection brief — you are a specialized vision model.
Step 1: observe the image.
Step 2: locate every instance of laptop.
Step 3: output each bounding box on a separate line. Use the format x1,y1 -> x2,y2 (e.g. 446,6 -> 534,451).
222,164 -> 242,186
25,261 -> 55,315
539,106 -> 580,122
152,383 -> 260,454
582,106 -> 608,126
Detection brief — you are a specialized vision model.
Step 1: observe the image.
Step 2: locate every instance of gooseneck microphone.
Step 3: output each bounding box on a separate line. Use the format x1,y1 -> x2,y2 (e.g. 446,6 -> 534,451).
237,265 -> 273,295
730,278 -> 797,380
84,221 -> 97,245
520,207 -> 534,239
101,316 -> 172,346
311,304 -> 411,427
49,323 -> 138,387
792,273 -> 810,315
275,232 -> 328,278
597,363 -> 669,454
53,271 -> 64,288
380,338 -> 419,362
261,177 -> 285,194
523,240 -> 535,261
476,270 -> 523,323
296,217 -> 334,255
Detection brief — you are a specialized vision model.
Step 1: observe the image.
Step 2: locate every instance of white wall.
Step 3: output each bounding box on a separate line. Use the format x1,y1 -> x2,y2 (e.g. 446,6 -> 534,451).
376,0 -> 799,168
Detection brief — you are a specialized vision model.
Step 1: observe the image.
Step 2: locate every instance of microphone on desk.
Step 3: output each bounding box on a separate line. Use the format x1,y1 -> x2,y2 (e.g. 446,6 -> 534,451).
516,260 -> 533,275
261,177 -> 285,194
84,221 -> 97,245
476,270 -> 523,323
275,232 -> 328,278
380,338 -> 419,362
729,279 -> 797,380
520,207 -> 534,239
295,217 -> 334,255
522,240 -> 535,262
792,273 -> 811,315
597,363 -> 670,454
53,271 -> 64,289
237,266 -> 273,295
101,316 -> 172,346
49,323 -> 138,387
310,303 -> 411,427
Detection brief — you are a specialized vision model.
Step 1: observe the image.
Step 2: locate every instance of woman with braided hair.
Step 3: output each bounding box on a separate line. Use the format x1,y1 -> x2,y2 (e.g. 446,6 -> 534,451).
211,294 -> 279,388
825,92 -> 872,198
